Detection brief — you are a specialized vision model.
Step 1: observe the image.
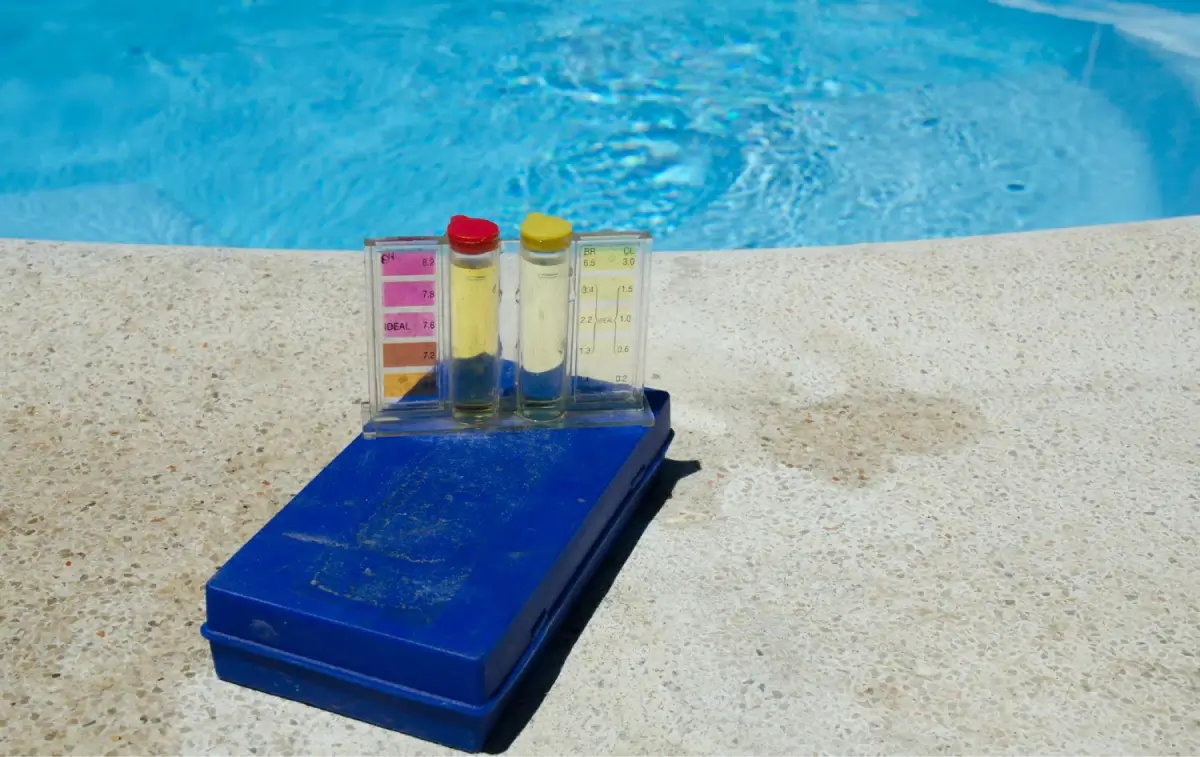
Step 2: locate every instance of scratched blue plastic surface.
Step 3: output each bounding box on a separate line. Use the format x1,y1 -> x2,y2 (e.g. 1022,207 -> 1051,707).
201,389 -> 671,751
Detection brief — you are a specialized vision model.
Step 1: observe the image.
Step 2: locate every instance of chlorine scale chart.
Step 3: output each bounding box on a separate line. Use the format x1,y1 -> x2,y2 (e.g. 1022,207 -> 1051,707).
570,237 -> 647,403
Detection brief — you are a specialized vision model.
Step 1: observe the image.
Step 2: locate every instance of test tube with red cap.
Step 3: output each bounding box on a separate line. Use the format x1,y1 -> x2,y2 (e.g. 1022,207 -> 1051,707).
445,215 -> 502,424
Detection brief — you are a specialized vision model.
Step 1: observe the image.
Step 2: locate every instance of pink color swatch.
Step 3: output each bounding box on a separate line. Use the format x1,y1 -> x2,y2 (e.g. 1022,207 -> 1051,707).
380,250 -> 437,277
383,281 -> 437,307
382,311 -> 436,338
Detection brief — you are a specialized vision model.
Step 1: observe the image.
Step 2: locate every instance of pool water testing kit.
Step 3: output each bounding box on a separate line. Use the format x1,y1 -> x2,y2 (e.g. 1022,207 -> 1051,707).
360,213 -> 655,434
200,213 -> 674,751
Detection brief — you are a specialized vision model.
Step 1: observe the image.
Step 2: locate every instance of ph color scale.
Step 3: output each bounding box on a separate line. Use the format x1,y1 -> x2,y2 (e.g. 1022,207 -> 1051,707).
369,237 -> 441,407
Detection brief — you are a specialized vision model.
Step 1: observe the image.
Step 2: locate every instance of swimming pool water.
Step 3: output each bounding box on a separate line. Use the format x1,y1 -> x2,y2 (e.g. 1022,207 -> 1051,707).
0,0 -> 1197,250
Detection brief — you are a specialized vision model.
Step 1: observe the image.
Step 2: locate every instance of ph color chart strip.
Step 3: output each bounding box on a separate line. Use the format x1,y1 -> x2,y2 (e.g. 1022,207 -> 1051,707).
379,247 -> 438,401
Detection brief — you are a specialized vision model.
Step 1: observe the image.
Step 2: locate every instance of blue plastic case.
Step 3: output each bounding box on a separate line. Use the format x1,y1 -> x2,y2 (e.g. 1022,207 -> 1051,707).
201,389 -> 672,752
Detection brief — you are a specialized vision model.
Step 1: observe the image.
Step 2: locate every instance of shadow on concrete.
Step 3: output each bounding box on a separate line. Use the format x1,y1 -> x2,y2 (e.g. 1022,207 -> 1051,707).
484,458 -> 703,753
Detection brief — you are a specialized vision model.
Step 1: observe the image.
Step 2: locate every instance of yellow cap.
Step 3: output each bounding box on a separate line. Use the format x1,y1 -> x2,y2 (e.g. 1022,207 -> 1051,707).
519,212 -> 573,253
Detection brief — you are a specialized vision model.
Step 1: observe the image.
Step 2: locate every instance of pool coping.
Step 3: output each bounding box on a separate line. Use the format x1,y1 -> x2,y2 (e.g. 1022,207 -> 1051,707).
3,216 -> 1200,755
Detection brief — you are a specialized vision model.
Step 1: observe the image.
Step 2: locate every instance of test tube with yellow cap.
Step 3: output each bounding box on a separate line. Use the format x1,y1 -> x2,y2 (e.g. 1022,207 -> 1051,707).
517,212 -> 573,421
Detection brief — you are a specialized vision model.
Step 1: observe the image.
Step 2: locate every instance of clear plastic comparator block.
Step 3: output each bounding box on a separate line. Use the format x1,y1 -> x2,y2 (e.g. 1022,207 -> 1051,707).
362,217 -> 653,437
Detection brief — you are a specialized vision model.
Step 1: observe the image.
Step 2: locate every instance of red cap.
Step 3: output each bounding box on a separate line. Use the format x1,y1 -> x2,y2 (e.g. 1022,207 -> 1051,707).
446,215 -> 500,254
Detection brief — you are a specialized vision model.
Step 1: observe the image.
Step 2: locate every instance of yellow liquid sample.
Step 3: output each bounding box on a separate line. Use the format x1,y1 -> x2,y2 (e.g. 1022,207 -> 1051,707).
519,254 -> 569,374
450,260 -> 499,359
518,249 -> 569,419
449,257 -> 500,421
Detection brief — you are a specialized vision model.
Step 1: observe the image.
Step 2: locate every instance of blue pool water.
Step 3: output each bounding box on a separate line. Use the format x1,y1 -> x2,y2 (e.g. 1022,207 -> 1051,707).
0,0 -> 1197,250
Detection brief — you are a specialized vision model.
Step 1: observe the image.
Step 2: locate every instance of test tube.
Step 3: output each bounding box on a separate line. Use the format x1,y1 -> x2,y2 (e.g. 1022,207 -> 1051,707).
516,212 -> 573,421
445,215 -> 501,424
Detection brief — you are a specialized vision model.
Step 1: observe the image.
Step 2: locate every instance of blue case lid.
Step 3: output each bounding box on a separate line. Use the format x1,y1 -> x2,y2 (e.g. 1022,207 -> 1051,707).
204,390 -> 670,707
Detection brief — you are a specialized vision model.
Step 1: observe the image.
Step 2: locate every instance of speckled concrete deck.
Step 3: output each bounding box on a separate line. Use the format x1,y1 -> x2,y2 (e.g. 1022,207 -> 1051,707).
3,218 -> 1199,756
